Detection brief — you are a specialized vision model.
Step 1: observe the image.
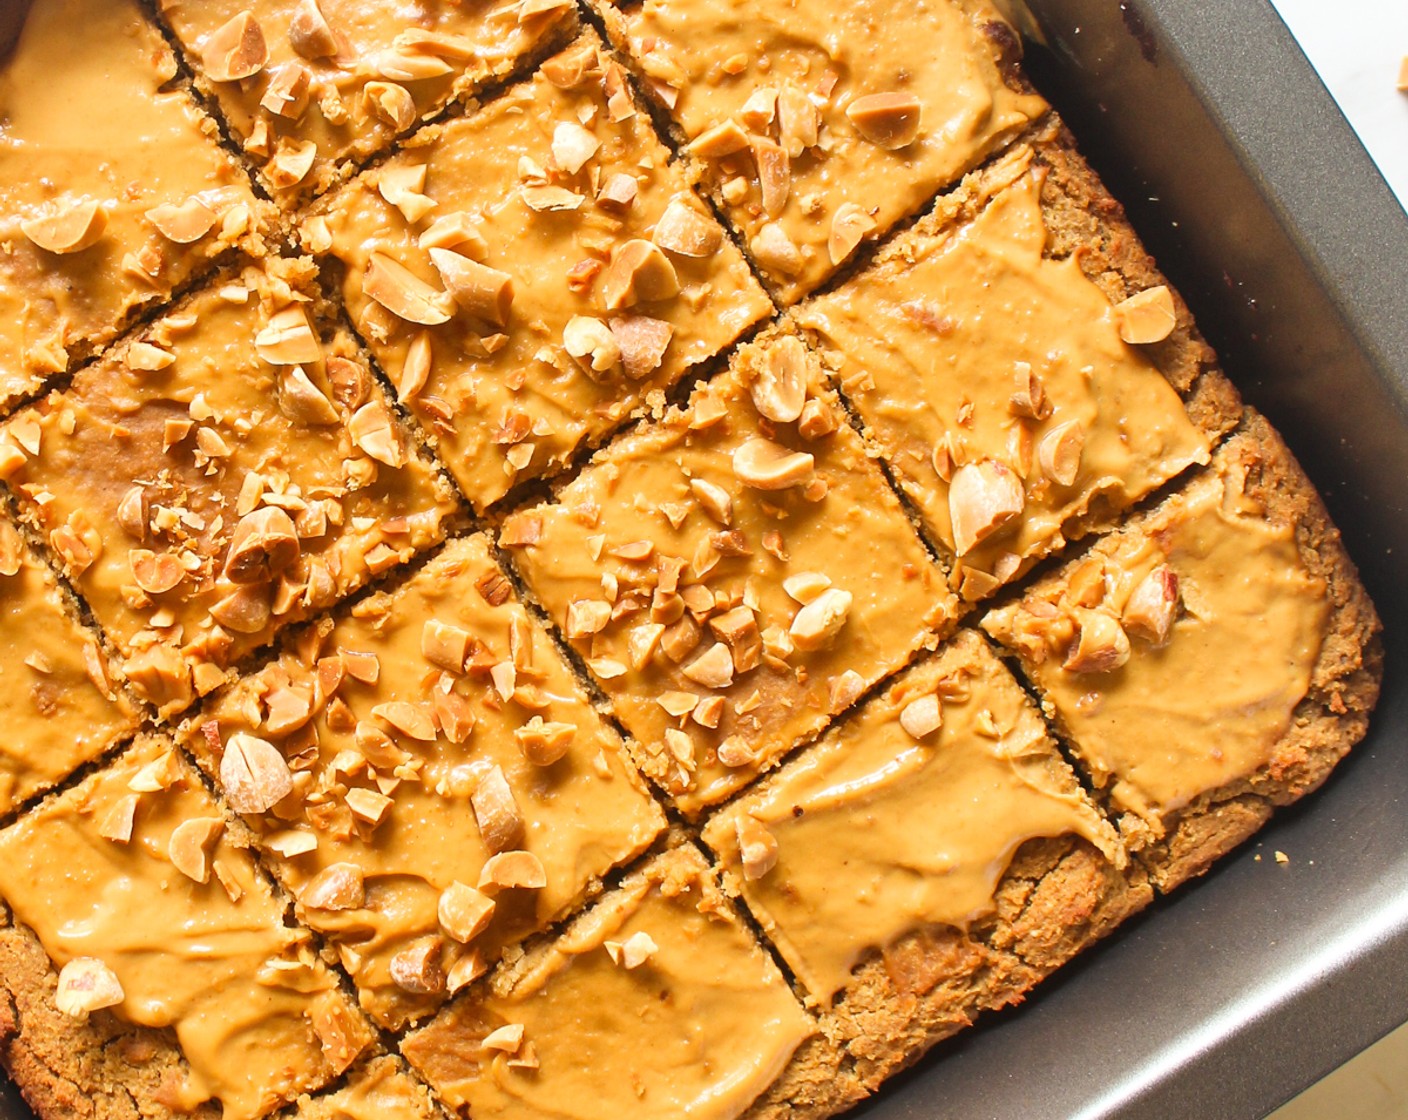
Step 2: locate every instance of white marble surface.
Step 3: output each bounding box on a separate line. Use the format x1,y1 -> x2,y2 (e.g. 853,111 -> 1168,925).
1267,0 -> 1408,210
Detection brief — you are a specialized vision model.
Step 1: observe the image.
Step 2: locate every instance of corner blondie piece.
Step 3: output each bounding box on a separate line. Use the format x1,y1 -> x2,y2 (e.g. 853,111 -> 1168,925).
159,0 -> 576,207
0,738 -> 374,1120
296,1055 -> 448,1120
184,535 -> 666,1029
0,519 -> 139,817
505,326 -> 955,814
0,259 -> 457,719
800,140 -> 1240,602
703,629 -> 1149,1103
0,0 -> 268,408
597,0 -> 1047,302
983,412 -> 1382,891
317,32 -> 771,511
400,844 -> 815,1120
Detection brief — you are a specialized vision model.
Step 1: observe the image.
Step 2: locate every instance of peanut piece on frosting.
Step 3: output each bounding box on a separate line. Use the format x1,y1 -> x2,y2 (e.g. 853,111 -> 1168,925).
748,336 -> 808,423
899,693 -> 943,740
220,733 -> 294,814
391,940 -> 446,995
224,507 -> 301,584
288,0 -> 338,59
471,764 -> 525,853
145,197 -> 217,244
478,850 -> 547,892
1062,610 -> 1132,674
168,817 -> 224,884
302,863 -> 367,911
736,816 -> 779,881
202,11 -> 268,83
828,202 -> 877,265
600,239 -> 681,310
789,588 -> 853,652
439,882 -> 496,943
1122,565 -> 1180,645
1037,420 -> 1085,487
732,438 -> 814,490
21,199 -> 108,254
652,196 -> 724,258
948,460 -> 1025,556
846,92 -> 923,149
605,930 -> 658,969
364,254 -> 454,325
55,958 -> 125,1019
430,249 -> 515,327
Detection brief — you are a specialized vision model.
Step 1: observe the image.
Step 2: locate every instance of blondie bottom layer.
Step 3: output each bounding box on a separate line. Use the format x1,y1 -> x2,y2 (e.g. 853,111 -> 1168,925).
505,324 -> 955,814
184,534 -> 665,1029
596,0 -> 1047,301
0,738 -> 375,1120
704,630 -> 1150,1108
984,412 -> 1382,890
317,31 -> 771,511
0,258 -> 458,718
0,518 -> 139,817
160,0 -> 577,206
0,0 -> 268,408
799,137 -> 1242,602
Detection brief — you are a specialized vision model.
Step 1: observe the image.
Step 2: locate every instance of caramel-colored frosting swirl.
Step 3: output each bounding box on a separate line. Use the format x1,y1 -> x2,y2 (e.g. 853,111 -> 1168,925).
704,630 -> 1119,1002
0,738 -> 373,1120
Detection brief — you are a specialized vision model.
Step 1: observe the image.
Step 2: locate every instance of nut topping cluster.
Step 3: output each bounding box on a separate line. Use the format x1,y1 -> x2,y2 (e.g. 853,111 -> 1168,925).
507,328 -> 953,812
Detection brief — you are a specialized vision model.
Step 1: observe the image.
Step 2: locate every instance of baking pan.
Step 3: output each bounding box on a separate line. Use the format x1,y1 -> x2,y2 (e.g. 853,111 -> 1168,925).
2,0 -> 1405,1117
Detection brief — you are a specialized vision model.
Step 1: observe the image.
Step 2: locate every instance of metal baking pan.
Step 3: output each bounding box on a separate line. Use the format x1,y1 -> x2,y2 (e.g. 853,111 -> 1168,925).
2,0 -> 1405,1118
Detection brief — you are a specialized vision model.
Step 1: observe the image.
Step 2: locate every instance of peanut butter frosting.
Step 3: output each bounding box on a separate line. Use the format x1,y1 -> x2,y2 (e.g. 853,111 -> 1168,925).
0,0 -> 267,407
0,258 -> 456,719
0,737 -> 374,1120
317,32 -> 771,512
982,458 -> 1331,825
186,534 -> 665,1029
704,629 -> 1119,1003
401,845 -> 815,1120
505,329 -> 954,814
0,520 -> 139,816
159,0 -> 575,205
800,153 -> 1210,601
608,0 -> 1047,301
